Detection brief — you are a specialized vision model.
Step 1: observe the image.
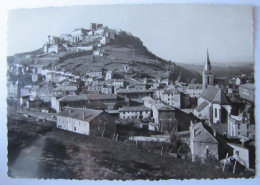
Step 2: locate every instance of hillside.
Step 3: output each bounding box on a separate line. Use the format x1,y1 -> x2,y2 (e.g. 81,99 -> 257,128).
175,62 -> 254,80
8,30 -> 202,83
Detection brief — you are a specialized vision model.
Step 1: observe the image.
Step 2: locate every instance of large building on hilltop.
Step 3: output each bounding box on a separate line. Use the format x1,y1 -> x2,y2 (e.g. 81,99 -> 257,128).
202,50 -> 214,91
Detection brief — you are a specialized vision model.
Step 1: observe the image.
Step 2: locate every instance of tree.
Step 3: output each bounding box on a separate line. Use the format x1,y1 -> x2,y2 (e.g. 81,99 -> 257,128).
161,117 -> 178,143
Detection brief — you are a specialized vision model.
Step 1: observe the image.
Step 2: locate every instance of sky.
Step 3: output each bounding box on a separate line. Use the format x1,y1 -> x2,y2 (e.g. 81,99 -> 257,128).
7,4 -> 254,63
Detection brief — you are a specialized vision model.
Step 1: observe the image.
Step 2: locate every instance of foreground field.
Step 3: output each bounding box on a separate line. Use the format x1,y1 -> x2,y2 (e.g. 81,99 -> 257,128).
7,116 -> 254,180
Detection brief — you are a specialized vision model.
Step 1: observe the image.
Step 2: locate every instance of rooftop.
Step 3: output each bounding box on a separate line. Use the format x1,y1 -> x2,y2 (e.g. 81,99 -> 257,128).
59,94 -> 88,102
192,122 -> 218,144
54,85 -> 77,92
58,107 -> 103,122
195,101 -> 209,112
59,94 -> 117,102
117,88 -> 152,94
188,84 -> 203,90
87,94 -> 117,100
119,106 -> 151,112
158,105 -> 176,111
240,83 -> 255,90
162,88 -> 179,94
201,85 -> 231,105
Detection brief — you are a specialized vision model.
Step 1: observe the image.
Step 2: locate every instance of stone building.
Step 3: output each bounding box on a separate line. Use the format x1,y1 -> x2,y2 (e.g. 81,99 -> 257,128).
160,87 -> 181,108
57,108 -> 103,135
239,83 -> 255,102
194,85 -> 232,124
190,122 -> 218,162
187,84 -> 203,98
119,106 -> 151,119
228,111 -> 255,139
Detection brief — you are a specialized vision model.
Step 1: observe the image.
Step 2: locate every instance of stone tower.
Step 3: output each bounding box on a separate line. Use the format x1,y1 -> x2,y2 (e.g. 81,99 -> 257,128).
202,49 -> 214,90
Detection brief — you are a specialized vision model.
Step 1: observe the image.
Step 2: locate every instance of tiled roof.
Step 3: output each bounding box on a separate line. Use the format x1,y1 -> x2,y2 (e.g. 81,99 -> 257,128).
58,108 -> 102,122
188,84 -> 203,89
86,94 -> 117,100
201,85 -> 230,105
153,104 -> 165,110
240,83 -> 255,90
195,101 -> 209,112
59,94 -> 117,102
158,106 -> 175,111
119,106 -> 151,112
162,88 -> 179,94
192,122 -> 218,144
201,86 -> 219,102
212,90 -> 231,105
54,85 -> 77,92
117,88 -> 151,94
59,94 -> 88,102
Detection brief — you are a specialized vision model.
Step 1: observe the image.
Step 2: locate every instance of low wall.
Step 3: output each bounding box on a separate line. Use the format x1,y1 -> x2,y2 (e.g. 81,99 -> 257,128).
129,135 -> 170,143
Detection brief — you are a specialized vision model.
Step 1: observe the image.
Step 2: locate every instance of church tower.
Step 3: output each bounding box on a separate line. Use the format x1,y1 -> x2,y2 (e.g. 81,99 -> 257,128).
202,49 -> 214,90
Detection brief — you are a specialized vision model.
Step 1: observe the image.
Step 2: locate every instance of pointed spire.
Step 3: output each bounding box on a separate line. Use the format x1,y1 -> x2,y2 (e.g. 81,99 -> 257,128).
204,49 -> 212,73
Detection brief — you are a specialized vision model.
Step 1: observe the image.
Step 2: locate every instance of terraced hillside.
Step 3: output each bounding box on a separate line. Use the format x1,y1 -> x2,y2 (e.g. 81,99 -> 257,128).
8,31 -> 202,83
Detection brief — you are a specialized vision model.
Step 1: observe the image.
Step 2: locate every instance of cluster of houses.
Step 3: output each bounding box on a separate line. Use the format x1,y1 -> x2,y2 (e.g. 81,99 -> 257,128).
43,23 -> 117,55
189,51 -> 255,169
7,26 -> 255,172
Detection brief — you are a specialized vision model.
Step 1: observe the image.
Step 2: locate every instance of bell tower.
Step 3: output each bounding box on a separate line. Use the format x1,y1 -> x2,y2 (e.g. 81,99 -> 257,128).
202,49 -> 214,90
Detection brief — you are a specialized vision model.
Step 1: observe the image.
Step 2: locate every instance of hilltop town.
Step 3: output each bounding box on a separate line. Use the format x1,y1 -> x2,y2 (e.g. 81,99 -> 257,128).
7,23 -> 255,179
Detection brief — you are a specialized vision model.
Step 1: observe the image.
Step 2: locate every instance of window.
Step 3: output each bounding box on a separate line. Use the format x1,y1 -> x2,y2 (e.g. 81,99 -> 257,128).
247,132 -> 250,137
235,151 -> 239,156
74,127 -> 76,131
238,124 -> 240,129
247,125 -> 249,129
215,108 -> 217,118
238,132 -> 240,135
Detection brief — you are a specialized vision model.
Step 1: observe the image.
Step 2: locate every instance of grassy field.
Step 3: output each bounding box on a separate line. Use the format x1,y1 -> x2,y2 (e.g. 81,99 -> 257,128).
7,115 -> 255,180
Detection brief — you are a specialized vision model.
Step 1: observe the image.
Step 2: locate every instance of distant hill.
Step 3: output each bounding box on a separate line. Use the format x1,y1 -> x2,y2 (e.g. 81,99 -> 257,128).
175,62 -> 254,80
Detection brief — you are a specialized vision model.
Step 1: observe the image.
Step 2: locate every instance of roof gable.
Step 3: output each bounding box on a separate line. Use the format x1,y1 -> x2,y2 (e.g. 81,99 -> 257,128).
201,86 -> 219,102
193,122 -> 218,144
58,108 -> 103,122
195,101 -> 209,112
201,86 -> 230,105
212,90 -> 231,105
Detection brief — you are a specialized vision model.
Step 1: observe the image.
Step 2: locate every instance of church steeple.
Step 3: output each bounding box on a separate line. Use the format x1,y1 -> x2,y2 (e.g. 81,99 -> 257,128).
204,49 -> 212,73
202,49 -> 214,90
